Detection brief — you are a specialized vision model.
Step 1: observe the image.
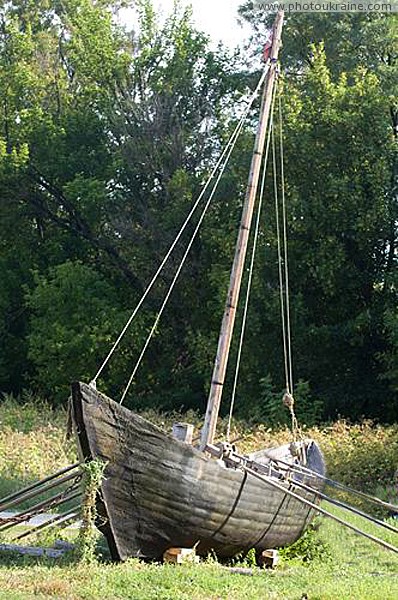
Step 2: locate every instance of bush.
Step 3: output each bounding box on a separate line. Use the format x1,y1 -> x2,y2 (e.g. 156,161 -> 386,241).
315,419 -> 398,491
254,375 -> 323,427
25,261 -> 135,405
279,521 -> 331,564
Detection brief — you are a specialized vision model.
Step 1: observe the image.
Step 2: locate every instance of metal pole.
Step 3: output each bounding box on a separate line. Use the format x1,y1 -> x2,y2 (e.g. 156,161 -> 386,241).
13,507 -> 81,542
244,464 -> 398,555
0,463 -> 80,511
0,490 -> 81,533
0,471 -> 80,513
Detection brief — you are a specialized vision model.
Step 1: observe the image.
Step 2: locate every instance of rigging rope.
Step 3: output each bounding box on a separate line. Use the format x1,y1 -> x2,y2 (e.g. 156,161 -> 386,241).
278,87 -> 293,395
119,69 -> 271,404
226,81 -> 277,442
272,80 -> 301,441
91,64 -> 271,389
120,118 -> 247,404
272,115 -> 289,394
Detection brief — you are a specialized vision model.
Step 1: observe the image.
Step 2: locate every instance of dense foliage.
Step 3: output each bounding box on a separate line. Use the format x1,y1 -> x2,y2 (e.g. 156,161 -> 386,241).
0,1 -> 396,423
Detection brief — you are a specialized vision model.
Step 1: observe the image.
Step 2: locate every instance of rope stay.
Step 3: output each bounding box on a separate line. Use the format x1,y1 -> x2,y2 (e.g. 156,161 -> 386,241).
90,63 -> 271,389
120,105 -> 251,404
272,108 -> 289,394
278,86 -> 294,396
278,88 -> 294,394
272,77 -> 301,441
226,81 -> 277,442
225,73 -> 300,444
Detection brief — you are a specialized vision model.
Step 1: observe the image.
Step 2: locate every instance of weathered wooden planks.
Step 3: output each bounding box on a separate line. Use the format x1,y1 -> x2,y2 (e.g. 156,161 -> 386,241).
71,381 -> 325,562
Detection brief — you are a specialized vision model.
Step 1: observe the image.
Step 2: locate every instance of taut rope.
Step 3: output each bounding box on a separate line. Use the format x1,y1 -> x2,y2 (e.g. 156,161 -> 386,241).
226,80 -> 277,442
90,64 -> 271,390
272,79 -> 302,441
120,105 -> 251,404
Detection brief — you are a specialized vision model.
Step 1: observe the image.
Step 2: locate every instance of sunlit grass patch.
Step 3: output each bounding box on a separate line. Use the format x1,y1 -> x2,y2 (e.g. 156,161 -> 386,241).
0,393 -> 76,501
0,543 -> 396,600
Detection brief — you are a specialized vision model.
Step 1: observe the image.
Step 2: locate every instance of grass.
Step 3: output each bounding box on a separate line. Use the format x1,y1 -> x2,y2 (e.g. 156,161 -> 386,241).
0,516 -> 397,600
0,394 -> 77,515
0,393 -> 397,599
0,393 -> 76,491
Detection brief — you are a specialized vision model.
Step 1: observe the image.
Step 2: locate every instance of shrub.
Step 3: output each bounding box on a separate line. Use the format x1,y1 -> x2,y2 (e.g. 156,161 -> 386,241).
315,419 -> 398,491
254,375 -> 323,427
279,521 -> 331,563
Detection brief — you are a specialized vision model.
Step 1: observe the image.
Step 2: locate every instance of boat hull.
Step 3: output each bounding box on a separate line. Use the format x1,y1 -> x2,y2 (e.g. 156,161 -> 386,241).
71,381 -> 325,561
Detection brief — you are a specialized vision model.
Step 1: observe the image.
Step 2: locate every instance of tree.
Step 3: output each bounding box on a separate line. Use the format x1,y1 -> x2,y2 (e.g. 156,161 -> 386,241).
234,6 -> 397,420
25,261 -> 134,402
0,0 -> 245,406
1,1 -> 396,423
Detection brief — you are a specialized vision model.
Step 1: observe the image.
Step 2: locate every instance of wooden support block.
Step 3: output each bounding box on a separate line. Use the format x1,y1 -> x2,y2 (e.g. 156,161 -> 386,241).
172,423 -> 194,444
258,548 -> 279,569
163,547 -> 199,564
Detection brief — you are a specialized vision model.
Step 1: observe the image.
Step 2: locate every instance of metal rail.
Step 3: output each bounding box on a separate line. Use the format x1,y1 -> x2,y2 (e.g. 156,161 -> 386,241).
0,489 -> 81,533
206,443 -> 398,554
288,474 -> 398,535
0,463 -> 80,510
13,506 -> 81,542
243,464 -> 398,554
254,450 -> 398,513
0,470 -> 81,513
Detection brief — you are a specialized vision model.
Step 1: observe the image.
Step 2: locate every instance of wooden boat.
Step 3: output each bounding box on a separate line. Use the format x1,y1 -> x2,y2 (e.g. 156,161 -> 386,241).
70,10 -> 326,562
71,381 -> 325,561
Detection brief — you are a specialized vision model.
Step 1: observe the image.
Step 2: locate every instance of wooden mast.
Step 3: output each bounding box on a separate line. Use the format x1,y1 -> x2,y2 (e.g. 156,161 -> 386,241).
200,11 -> 284,452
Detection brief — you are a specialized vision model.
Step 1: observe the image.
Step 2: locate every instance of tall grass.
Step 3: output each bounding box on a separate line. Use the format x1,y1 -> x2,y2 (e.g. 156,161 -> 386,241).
0,392 -> 76,499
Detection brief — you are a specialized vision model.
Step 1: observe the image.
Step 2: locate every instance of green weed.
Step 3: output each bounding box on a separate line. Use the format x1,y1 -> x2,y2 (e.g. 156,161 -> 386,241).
74,459 -> 107,563
279,520 -> 331,564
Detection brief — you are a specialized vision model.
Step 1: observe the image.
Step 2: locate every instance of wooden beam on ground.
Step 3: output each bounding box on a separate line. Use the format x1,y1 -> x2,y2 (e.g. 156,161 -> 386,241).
0,543 -> 69,559
227,567 -> 254,576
